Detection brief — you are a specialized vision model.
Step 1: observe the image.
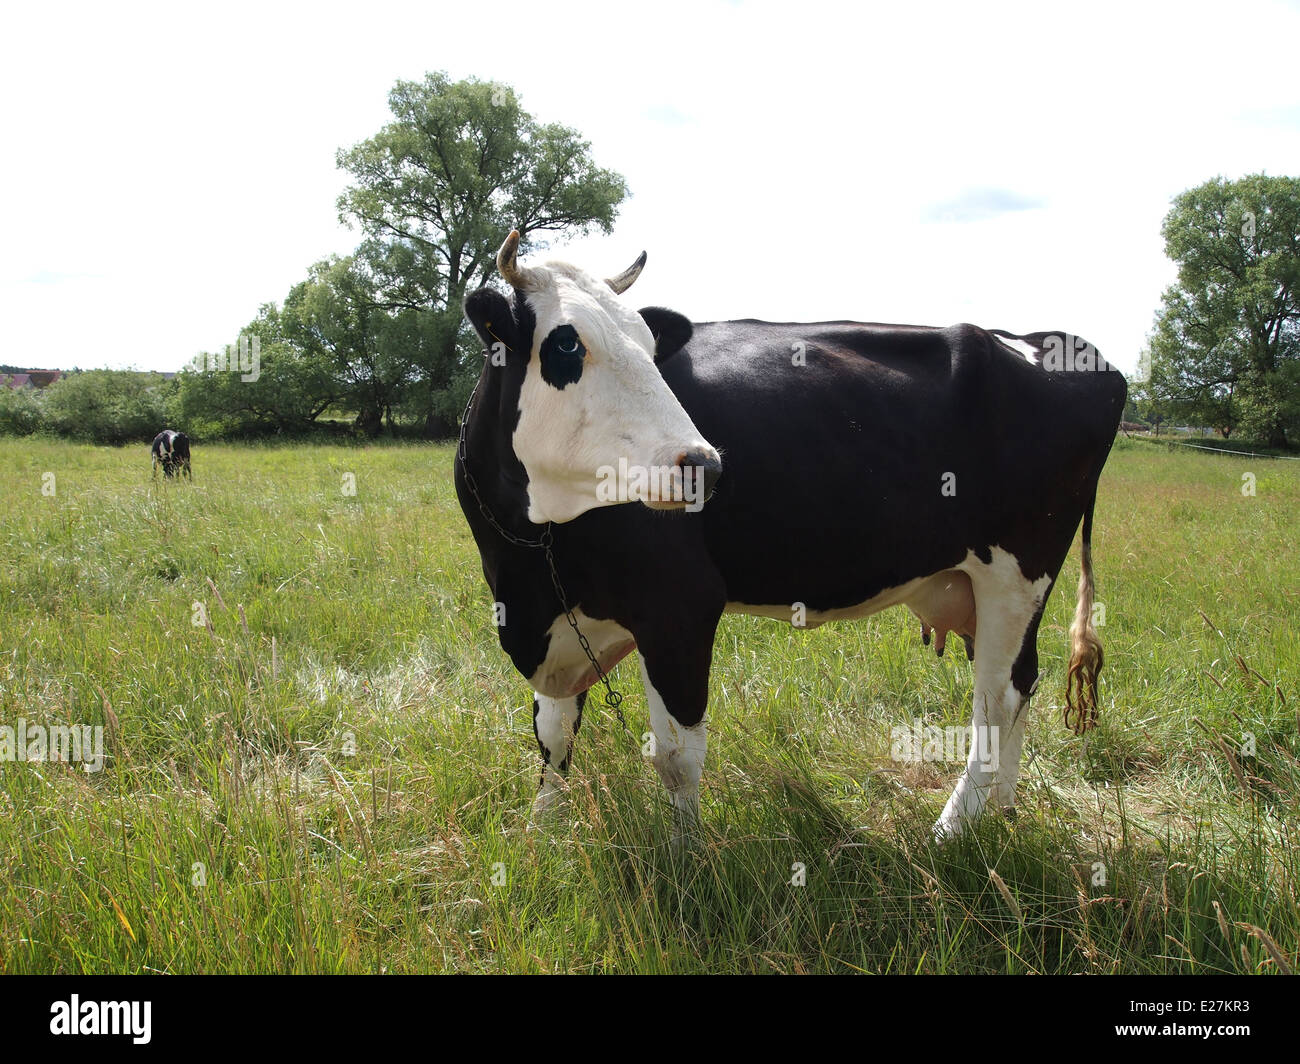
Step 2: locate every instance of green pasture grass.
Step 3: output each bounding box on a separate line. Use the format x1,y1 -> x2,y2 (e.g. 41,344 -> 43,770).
0,434 -> 1296,973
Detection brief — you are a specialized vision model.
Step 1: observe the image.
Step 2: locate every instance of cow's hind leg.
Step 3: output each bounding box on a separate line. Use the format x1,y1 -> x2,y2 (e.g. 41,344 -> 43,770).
988,590 -> 1052,814
934,549 -> 1051,839
530,691 -> 585,825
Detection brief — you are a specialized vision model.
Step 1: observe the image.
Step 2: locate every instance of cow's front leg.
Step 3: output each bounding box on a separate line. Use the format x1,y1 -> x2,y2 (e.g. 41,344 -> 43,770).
641,659 -> 706,834
636,630 -> 715,846
530,691 -> 585,825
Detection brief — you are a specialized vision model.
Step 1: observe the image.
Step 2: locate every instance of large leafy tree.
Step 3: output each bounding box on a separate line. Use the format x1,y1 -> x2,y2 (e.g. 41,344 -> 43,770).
1144,175 -> 1300,446
336,73 -> 628,436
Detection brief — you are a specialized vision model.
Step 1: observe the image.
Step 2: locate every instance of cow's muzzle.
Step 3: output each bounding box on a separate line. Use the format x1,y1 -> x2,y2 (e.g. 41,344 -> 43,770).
678,449 -> 722,505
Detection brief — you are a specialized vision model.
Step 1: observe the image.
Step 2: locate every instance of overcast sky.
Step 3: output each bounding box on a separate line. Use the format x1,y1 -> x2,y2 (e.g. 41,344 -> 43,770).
3,0 -> 1299,377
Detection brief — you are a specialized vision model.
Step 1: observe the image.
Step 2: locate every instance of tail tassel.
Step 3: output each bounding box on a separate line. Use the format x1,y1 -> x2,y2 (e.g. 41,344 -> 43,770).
1064,513 -> 1105,736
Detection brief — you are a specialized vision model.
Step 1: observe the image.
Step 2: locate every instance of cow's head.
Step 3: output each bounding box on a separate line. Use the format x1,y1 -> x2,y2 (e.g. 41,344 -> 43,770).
464,231 -> 722,524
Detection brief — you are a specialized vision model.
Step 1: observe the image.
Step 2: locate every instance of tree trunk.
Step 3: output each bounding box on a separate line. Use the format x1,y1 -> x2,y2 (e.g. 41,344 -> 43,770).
356,405 -> 383,437
424,410 -> 456,439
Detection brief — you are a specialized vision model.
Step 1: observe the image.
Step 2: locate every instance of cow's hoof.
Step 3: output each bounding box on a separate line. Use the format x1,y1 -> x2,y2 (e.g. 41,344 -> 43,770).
931,815 -> 966,844
667,796 -> 701,855
529,787 -> 569,829
669,822 -> 705,857
669,831 -> 697,857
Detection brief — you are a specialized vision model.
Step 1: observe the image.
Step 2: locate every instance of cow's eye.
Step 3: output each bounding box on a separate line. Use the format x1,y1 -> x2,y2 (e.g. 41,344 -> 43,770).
557,336 -> 580,354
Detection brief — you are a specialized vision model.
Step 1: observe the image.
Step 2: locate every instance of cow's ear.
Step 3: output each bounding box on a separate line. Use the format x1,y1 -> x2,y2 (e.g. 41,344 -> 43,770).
639,306 -> 693,364
464,288 -> 519,359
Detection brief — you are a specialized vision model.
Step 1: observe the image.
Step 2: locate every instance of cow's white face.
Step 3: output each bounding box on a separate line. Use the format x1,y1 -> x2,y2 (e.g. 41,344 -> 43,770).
478,233 -> 721,525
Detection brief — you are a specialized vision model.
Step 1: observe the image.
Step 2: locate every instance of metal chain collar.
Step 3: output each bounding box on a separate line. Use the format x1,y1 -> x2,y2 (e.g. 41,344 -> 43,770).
456,377 -> 629,734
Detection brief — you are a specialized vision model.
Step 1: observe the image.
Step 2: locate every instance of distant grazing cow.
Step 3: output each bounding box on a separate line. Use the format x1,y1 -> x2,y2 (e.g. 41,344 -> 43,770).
151,430 -> 192,480
455,231 -> 1125,841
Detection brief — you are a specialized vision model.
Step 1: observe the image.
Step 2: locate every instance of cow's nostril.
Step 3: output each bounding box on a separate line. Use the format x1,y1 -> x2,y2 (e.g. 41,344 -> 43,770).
679,450 -> 722,502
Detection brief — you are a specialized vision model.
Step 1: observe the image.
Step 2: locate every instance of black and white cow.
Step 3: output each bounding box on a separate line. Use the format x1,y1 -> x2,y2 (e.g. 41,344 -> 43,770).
456,231 -> 1126,839
151,429 -> 192,480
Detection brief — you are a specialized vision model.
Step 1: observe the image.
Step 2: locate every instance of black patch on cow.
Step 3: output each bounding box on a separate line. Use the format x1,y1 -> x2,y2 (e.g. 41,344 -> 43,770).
639,306 -> 694,363
539,324 -> 585,389
1011,590 -> 1051,697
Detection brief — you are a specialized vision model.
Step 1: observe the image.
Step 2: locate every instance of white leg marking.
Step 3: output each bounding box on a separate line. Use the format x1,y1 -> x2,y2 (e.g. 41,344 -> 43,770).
934,547 -> 1048,840
638,655 -> 706,839
991,695 -> 1031,811
530,692 -> 583,825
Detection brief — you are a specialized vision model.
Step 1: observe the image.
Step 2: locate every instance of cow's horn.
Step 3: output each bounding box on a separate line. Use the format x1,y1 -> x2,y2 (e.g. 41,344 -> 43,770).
497,230 -> 533,289
606,251 -> 647,295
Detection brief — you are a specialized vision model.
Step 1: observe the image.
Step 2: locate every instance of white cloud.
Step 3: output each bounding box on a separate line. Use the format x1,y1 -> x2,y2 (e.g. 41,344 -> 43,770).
1,0 -> 1298,376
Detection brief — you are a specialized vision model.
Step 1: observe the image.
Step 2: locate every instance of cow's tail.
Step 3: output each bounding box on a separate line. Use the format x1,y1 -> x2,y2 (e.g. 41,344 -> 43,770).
1064,492 -> 1104,735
